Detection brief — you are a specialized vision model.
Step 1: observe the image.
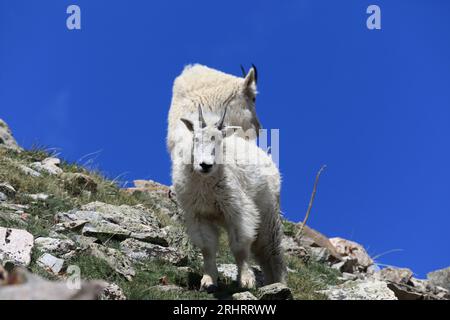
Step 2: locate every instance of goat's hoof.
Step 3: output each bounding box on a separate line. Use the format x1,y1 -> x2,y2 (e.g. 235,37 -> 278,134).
239,273 -> 256,289
201,284 -> 218,294
200,275 -> 217,293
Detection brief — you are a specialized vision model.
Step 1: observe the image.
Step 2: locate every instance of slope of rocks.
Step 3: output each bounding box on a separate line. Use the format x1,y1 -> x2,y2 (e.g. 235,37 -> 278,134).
0,118 -> 449,300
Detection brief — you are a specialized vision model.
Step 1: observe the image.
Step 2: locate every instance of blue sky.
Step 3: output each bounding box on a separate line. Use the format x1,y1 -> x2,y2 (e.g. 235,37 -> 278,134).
1,1 -> 449,278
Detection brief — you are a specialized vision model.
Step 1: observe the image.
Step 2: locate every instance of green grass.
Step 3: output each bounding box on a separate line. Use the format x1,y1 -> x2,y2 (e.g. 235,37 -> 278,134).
64,252 -> 211,300
286,255 -> 340,300
282,219 -> 298,237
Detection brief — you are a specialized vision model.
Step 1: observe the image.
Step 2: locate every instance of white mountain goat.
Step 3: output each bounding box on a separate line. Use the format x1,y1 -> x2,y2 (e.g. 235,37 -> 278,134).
167,64 -> 261,155
171,106 -> 286,292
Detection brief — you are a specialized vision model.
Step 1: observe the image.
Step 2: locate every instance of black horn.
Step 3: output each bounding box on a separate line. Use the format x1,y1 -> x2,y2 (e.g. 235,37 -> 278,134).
251,63 -> 258,84
240,64 -> 246,78
217,105 -> 228,130
198,105 -> 207,128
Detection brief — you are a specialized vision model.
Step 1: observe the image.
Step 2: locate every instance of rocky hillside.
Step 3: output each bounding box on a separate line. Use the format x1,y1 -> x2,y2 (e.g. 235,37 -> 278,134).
0,119 -> 449,300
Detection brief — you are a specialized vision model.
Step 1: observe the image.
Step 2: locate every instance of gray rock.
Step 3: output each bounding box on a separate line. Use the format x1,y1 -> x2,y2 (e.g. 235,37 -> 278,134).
258,283 -> 293,300
329,237 -> 373,269
34,237 -> 77,257
0,119 -> 22,152
409,277 -> 428,292
177,266 -> 194,273
309,247 -> 332,263
56,202 -> 167,245
232,291 -> 258,300
151,284 -> 184,292
100,283 -> 127,300
0,267 -> 106,300
37,253 -> 65,274
1,203 -> 29,211
25,193 -> 49,201
427,266 -> 450,291
81,222 -> 132,240
18,165 -> 41,177
281,236 -> 308,259
217,263 -> 264,287
320,279 -> 397,300
88,243 -> 135,281
120,238 -> 187,266
366,264 -> 381,274
73,235 -> 100,249
375,267 -> 413,284
401,277 -> 450,300
52,220 -> 89,233
0,192 -> 6,202
30,157 -> 63,175
161,225 -> 189,248
0,183 -> 16,198
0,227 -> 34,266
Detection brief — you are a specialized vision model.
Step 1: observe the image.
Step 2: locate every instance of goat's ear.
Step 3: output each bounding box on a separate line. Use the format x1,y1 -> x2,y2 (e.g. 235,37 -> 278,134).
243,66 -> 257,100
180,118 -> 194,132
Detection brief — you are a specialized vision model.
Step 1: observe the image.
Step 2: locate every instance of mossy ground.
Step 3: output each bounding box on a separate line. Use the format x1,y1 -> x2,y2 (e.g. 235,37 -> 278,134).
0,147 -> 340,300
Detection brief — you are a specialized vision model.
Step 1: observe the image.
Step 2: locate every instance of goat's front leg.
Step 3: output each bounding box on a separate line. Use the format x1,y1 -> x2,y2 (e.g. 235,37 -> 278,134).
186,218 -> 219,293
225,201 -> 259,289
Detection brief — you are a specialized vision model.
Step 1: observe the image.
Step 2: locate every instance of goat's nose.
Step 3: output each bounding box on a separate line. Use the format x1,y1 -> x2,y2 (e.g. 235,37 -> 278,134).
200,162 -> 213,172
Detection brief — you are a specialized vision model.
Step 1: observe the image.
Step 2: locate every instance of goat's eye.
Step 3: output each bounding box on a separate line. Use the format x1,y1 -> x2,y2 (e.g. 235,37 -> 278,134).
194,137 -> 199,143
211,148 -> 215,156
211,136 -> 215,142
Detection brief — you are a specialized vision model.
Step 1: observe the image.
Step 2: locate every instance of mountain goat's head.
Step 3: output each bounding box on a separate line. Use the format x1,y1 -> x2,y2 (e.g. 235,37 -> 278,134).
180,105 -> 228,176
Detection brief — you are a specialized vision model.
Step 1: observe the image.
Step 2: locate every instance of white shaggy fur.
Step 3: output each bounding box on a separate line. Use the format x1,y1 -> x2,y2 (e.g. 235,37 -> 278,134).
171,110 -> 286,290
167,64 -> 261,155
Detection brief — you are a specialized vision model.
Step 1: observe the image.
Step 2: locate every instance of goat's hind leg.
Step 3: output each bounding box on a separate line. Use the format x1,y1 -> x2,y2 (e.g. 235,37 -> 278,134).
227,218 -> 258,289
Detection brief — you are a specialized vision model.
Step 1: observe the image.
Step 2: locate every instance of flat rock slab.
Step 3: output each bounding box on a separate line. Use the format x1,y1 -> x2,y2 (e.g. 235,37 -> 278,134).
0,227 -> 34,266
321,279 -> 397,300
37,253 -> 65,274
120,238 -> 187,266
55,202 -> 168,245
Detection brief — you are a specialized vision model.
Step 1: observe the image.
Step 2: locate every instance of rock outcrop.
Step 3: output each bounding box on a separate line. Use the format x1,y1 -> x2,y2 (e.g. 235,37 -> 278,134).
0,119 -> 21,152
